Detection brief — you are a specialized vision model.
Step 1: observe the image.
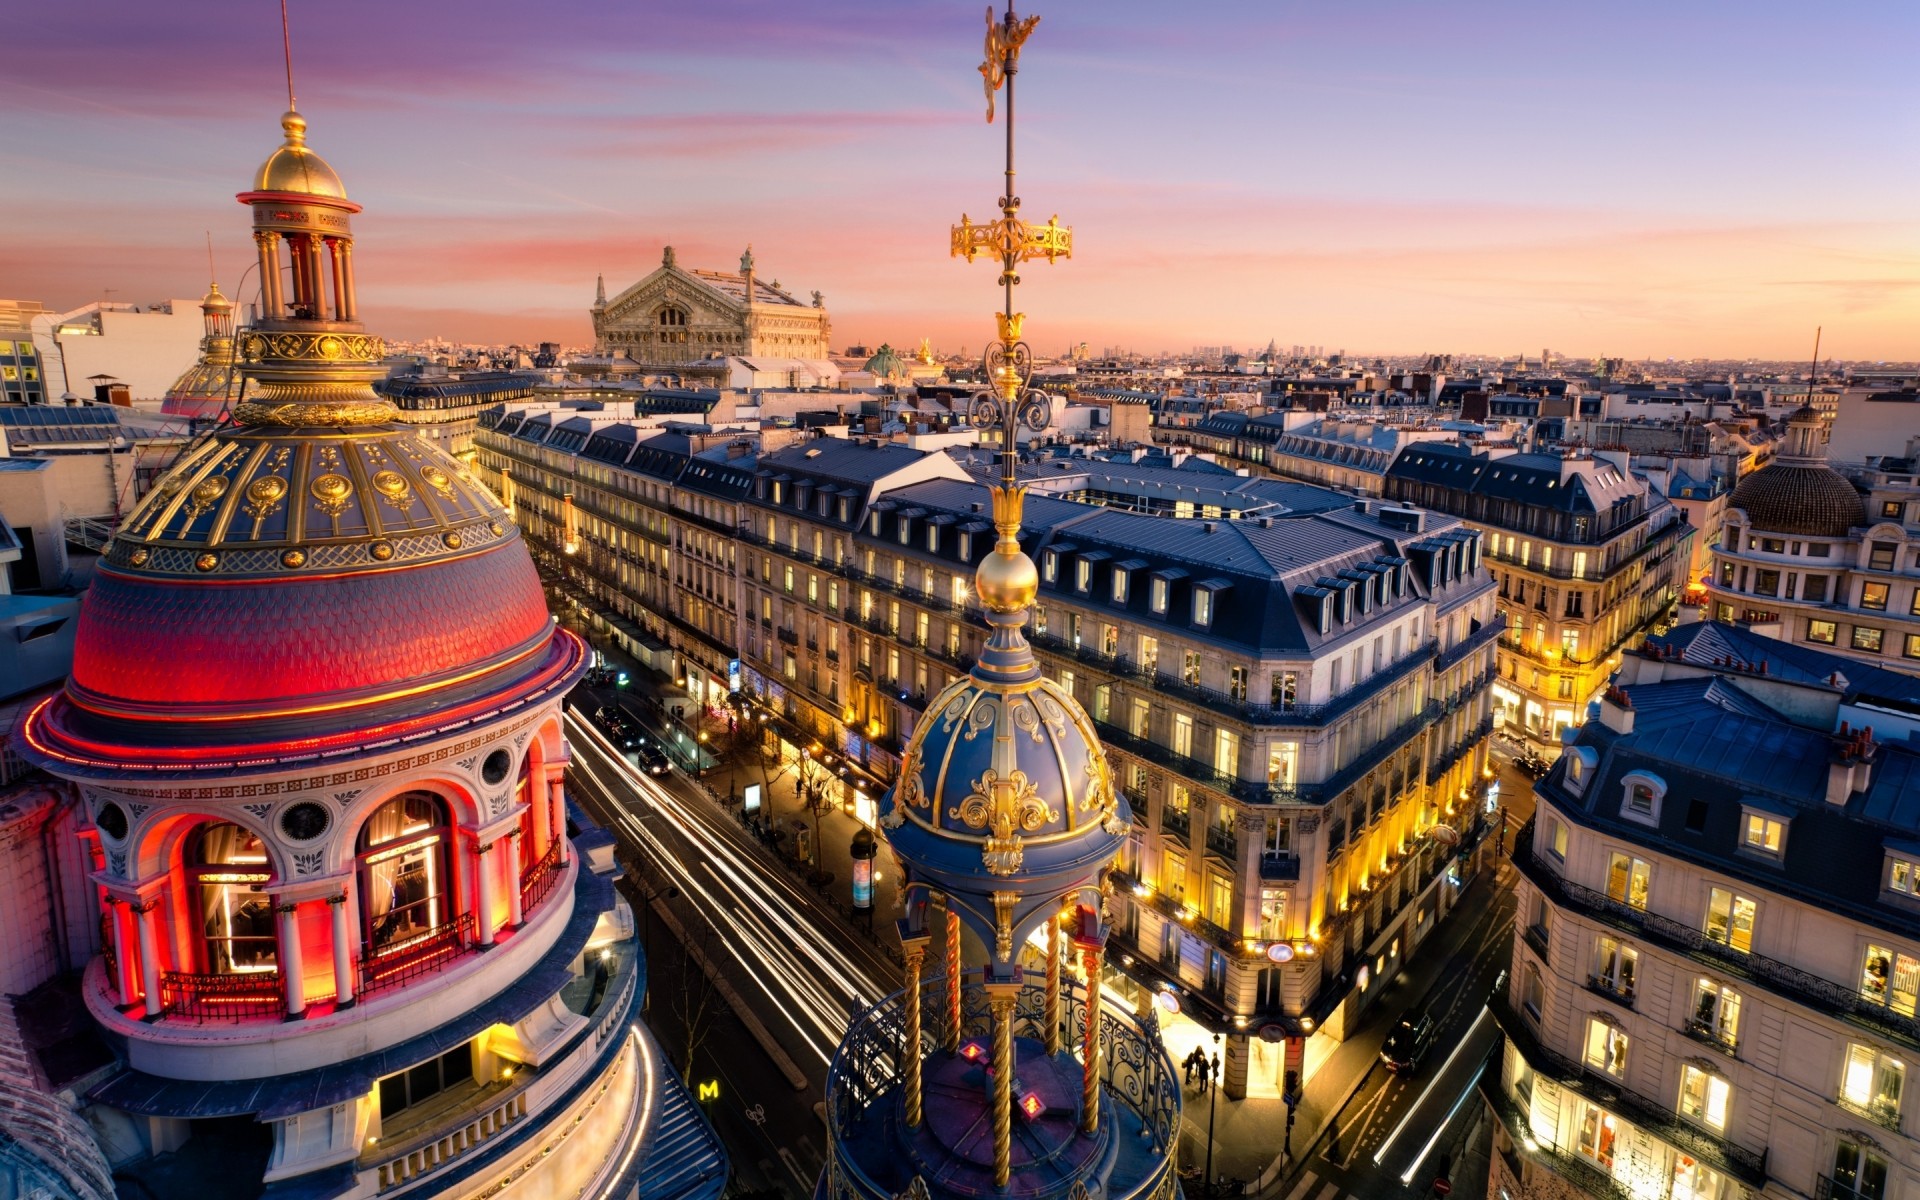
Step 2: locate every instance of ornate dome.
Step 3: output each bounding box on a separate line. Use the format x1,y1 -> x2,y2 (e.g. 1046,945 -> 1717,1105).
252,111 -> 348,200
1728,405 -> 1864,538
160,283 -> 240,419
25,105 -> 579,769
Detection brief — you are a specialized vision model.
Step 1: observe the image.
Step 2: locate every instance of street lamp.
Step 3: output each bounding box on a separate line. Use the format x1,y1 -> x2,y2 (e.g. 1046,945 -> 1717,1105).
1202,1033 -> 1222,1198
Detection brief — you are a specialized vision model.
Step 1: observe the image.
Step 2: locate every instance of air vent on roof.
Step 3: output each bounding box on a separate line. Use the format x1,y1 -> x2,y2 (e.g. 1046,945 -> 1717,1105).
1257,517 -> 1273,528
1202,521 -> 1216,534
1378,506 -> 1425,533
971,502 -> 983,513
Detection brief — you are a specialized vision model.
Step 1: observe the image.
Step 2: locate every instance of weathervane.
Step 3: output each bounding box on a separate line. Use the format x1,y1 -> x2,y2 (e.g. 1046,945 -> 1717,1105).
953,3 -> 1072,514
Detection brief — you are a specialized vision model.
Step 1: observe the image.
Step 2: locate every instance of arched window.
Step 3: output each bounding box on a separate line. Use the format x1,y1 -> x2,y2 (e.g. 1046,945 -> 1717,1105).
657,306 -> 687,328
188,822 -> 275,974
357,793 -> 452,950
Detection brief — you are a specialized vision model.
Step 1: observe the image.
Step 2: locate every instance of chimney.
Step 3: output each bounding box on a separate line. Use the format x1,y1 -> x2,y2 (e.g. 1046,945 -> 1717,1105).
1597,685 -> 1635,735
1827,727 -> 1878,806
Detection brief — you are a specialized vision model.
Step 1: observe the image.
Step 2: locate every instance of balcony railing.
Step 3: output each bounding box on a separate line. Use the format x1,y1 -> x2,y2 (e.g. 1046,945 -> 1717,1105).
1834,1092 -> 1904,1134
1206,826 -> 1239,859
1584,974 -> 1635,1010
159,969 -> 286,1022
1515,817 -> 1920,1053
1258,854 -> 1300,882
1160,809 -> 1192,839
1818,1172 -> 1892,1200
361,913 -> 477,998
1491,990 -> 1767,1186
519,840 -> 564,913
1109,867 -> 1242,956
1681,1016 -> 1738,1058
1480,1074 -> 1637,1200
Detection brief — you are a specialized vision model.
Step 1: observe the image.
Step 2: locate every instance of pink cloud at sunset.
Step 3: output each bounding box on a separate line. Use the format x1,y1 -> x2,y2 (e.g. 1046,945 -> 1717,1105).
2,0 -> 1915,359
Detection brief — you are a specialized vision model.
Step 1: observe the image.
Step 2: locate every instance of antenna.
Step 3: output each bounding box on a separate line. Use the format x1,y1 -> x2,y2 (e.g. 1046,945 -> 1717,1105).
1808,325 -> 1822,393
205,231 -> 216,287
280,0 -> 297,111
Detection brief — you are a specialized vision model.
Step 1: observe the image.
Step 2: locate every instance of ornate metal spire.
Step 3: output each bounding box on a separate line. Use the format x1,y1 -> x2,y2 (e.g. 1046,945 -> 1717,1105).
952,2 -> 1072,625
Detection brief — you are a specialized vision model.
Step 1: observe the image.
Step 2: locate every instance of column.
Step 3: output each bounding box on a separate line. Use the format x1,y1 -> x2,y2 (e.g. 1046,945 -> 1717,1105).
329,893 -> 355,1008
1044,911 -> 1062,1056
286,234 -> 310,316
1224,1032 -> 1251,1102
944,905 -> 962,1053
104,897 -> 136,1002
475,840 -> 498,947
277,900 -> 306,1018
304,236 -> 326,318
131,899 -> 163,1019
337,240 -> 357,320
987,983 -> 1018,1188
506,831 -> 526,929
901,936 -> 929,1128
326,238 -> 347,324
548,774 -> 569,866
1080,942 -> 1103,1133
254,231 -> 282,318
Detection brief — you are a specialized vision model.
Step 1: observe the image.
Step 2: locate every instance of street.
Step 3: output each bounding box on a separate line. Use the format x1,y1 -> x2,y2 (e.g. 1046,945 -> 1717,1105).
564,702 -> 897,1198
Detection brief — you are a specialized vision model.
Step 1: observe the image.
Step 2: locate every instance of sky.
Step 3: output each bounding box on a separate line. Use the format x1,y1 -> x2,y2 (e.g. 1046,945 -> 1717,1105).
4,1 -> 1918,361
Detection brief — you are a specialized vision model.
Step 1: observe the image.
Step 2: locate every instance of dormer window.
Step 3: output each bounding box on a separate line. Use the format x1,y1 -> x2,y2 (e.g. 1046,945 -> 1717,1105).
1193,589 -> 1213,627
1113,570 -> 1129,604
1620,770 -> 1666,827
1151,577 -> 1168,614
838,497 -> 851,523
1075,559 -> 1091,593
927,524 -> 940,552
869,510 -> 883,536
1043,550 -> 1059,584
897,518 -> 912,545
1318,594 -> 1332,635
1564,746 -> 1597,796
1742,811 -> 1785,858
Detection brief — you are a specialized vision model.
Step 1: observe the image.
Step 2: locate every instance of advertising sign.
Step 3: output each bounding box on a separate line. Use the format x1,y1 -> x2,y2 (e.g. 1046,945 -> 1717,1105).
852,856 -> 874,910
743,783 -> 762,816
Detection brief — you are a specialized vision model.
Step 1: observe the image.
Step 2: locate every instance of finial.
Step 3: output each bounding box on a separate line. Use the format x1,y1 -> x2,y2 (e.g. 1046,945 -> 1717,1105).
741,244 -> 755,275
280,0 -> 297,112
279,110 -> 307,148
663,245 -> 676,269
205,230 -> 216,289
953,3 -> 1070,618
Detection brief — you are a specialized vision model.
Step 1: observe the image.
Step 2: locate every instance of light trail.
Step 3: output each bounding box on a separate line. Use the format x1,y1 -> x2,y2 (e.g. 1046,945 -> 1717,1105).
1373,1005 -> 1492,1166
564,710 -> 892,1070
1398,1057 -> 1489,1185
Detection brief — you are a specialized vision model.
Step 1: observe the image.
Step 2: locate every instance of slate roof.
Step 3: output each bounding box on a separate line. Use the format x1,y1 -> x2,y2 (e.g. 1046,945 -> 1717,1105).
1649,623 -> 1920,712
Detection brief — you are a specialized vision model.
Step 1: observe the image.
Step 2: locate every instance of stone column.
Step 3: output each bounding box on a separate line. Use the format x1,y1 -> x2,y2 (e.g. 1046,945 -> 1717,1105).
901,936 -> 929,1128
276,900 -> 306,1018
329,893 -> 355,1008
131,898 -> 163,1019
549,773 -> 569,866
987,983 -> 1019,1188
286,234 -> 310,315
1224,1031 -> 1250,1101
337,240 -> 357,321
474,840 -> 497,947
1080,943 -> 1103,1134
944,905 -> 962,1053
1044,912 -> 1062,1056
326,238 -> 347,323
303,236 -> 325,318
253,231 -> 282,318
506,831 -> 526,929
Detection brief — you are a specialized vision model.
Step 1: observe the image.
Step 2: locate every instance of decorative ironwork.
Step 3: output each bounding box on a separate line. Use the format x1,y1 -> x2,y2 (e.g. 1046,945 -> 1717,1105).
359,912 -> 475,996
519,840 -> 565,912
159,969 -> 286,1022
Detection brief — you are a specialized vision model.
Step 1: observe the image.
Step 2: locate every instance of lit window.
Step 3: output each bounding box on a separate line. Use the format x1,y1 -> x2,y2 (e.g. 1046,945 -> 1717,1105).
357,792 -> 453,952
1150,577 -> 1168,614
1075,559 -> 1091,592
1703,887 -> 1755,954
1863,582 -> 1891,611
1678,1064 -> 1730,1131
1575,1102 -> 1617,1168
1583,1018 -> 1629,1078
1592,936 -> 1637,1001
1808,619 -> 1838,644
1194,589 -> 1213,627
1854,626 -> 1885,653
1113,570 -> 1129,604
1743,813 -> 1784,855
1862,945 -> 1920,1015
1606,852 -> 1650,910
1841,1043 -> 1905,1122
1550,820 -> 1569,860
1689,979 -> 1741,1051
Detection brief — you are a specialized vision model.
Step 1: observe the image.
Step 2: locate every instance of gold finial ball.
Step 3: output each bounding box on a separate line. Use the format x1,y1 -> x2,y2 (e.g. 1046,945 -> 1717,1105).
974,548 -> 1038,613
281,110 -> 307,146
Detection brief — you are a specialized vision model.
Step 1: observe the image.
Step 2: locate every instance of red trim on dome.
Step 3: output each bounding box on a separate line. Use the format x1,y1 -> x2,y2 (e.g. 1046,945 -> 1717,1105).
235,190 -> 363,214
23,630 -> 588,773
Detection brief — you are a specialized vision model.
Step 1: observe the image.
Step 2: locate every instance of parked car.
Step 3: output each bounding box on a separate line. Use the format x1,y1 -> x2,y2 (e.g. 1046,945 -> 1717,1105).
638,745 -> 672,777
591,705 -> 641,750
1514,749 -> 1552,778
1380,1013 -> 1436,1074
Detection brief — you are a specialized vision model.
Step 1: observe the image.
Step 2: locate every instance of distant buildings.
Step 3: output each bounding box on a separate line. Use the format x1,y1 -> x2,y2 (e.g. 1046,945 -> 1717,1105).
0,302 -> 50,404
1489,622 -> 1920,1200
1384,445 -> 1694,749
376,364 -> 541,460
28,298 -> 203,402
1707,406 -> 1920,677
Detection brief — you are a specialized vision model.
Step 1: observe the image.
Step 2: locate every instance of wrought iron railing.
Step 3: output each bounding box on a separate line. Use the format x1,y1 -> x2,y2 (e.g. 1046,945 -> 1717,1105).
1681,1016 -> 1738,1058
1834,1092 -> 1904,1133
159,969 -> 286,1022
360,913 -> 477,997
1109,867 -> 1242,956
520,840 -> 565,913
823,971 -> 1179,1200
1479,1073 -> 1637,1200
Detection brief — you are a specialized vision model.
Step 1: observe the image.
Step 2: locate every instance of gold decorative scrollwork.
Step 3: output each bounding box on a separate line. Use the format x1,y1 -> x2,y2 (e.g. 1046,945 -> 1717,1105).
235,399 -> 398,428
371,469 -> 413,509
238,331 -> 385,364
977,5 -> 1041,123
243,475 -> 289,520
899,772 -> 928,811
992,890 -> 1018,961
419,465 -> 456,497
963,700 -> 997,741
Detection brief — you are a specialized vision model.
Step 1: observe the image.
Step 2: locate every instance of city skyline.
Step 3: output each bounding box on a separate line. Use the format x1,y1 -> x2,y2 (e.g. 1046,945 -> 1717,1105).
5,0 -> 1917,359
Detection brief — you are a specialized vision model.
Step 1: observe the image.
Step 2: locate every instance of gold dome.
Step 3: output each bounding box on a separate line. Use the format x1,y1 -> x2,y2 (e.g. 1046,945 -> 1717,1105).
252,110 -> 348,200
201,281 -> 233,312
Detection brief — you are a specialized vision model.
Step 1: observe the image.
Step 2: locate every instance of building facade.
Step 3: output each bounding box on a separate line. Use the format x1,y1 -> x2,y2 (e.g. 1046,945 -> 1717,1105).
378,367 -> 541,461
1385,444 -> 1695,749
16,104 -> 723,1200
1707,406 -> 1920,676
591,247 -> 831,364
1490,623 -> 1920,1200
480,422 -> 1505,1099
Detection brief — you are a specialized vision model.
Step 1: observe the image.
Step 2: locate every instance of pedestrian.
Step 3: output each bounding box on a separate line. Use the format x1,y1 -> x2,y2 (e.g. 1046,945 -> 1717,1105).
1182,1048 -> 1195,1085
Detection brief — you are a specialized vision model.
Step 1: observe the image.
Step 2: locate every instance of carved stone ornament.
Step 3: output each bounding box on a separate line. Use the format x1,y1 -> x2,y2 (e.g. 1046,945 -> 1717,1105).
992,891 -> 1017,962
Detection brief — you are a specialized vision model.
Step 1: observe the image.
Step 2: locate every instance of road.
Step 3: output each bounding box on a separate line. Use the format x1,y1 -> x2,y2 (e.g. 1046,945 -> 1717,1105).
564,699 -> 897,1198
